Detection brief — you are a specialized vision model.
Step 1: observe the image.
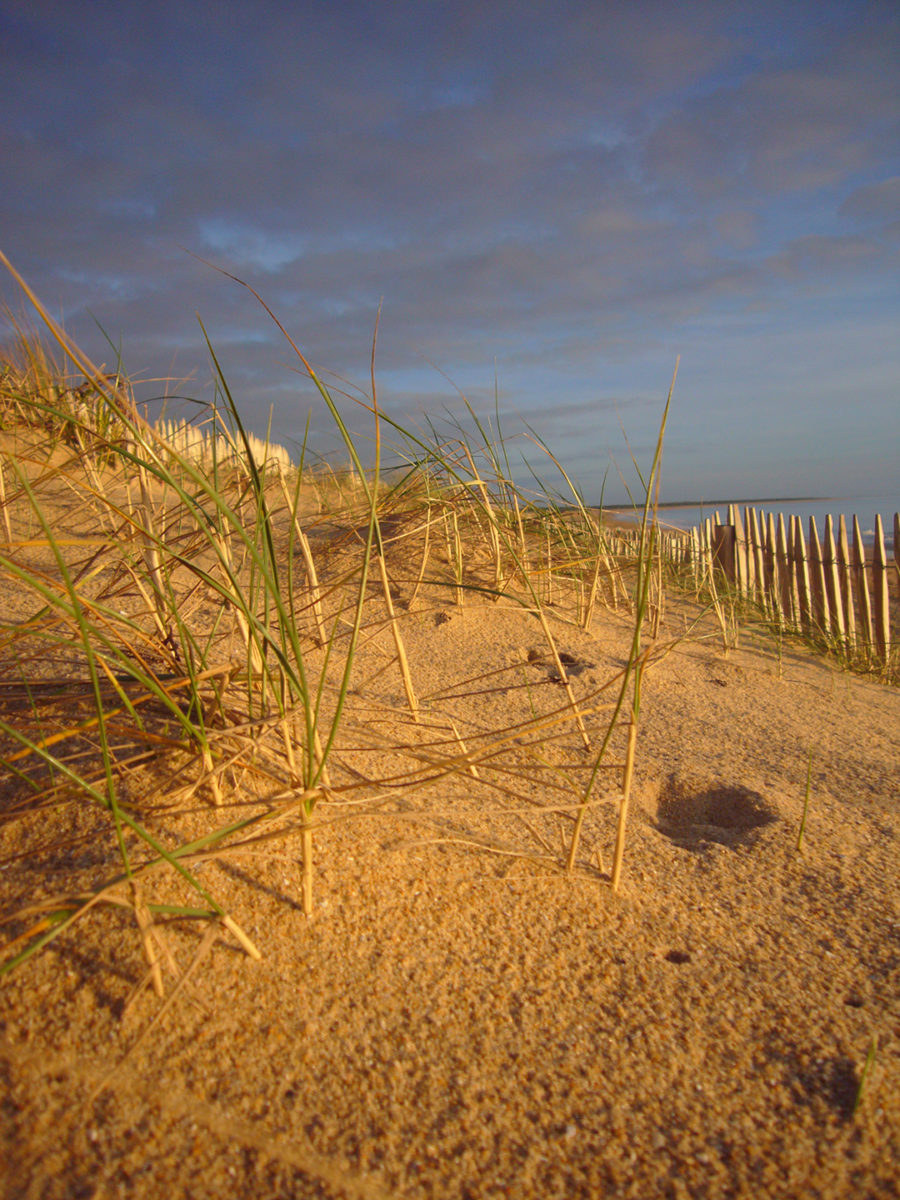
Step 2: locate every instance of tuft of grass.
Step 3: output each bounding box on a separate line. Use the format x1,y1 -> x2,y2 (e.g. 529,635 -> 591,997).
566,358 -> 679,889
1,251 -> 682,997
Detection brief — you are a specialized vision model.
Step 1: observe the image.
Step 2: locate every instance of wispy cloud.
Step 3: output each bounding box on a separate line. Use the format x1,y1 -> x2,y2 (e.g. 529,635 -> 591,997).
1,0 -> 898,501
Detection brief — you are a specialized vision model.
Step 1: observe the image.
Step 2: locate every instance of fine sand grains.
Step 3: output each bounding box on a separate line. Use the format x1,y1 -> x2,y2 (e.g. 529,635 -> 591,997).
2,589 -> 899,1200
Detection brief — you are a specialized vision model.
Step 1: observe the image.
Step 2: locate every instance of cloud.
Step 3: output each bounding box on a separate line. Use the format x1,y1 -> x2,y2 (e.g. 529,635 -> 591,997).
839,176 -> 900,235
642,11 -> 900,200
764,232 -> 896,285
1,2 -> 898,502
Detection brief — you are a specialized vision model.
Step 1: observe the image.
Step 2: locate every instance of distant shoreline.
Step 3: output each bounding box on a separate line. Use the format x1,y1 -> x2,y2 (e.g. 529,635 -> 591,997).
603,496 -> 841,512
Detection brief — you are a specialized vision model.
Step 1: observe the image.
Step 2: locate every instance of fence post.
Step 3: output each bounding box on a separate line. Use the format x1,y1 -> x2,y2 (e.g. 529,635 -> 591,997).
808,515 -> 831,637
837,515 -> 857,651
822,515 -> 845,646
690,525 -> 702,591
765,512 -> 781,623
778,514 -> 798,626
712,521 -> 736,583
791,516 -> 813,633
775,514 -> 795,625
872,514 -> 891,664
730,504 -> 749,597
748,508 -> 768,614
852,515 -> 875,663
742,506 -> 755,597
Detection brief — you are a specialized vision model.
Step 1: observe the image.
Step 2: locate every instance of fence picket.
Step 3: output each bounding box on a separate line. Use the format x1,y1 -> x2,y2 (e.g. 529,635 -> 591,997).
675,504 -> 896,672
690,525 -> 702,590
822,516 -> 845,645
764,513 -> 779,622
732,505 -> 749,594
776,514 -> 794,624
742,507 -> 756,595
808,516 -> 830,636
747,507 -> 768,614
712,522 -> 736,583
790,516 -> 813,633
836,515 -> 856,650
851,516 -> 874,661
872,514 -> 891,660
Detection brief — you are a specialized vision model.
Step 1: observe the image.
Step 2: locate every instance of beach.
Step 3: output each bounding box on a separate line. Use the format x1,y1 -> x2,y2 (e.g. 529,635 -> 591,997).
1,424 -> 899,1200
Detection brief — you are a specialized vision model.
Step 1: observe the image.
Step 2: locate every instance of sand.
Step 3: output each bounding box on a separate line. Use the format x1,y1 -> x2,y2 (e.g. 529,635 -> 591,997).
1,447 -> 899,1199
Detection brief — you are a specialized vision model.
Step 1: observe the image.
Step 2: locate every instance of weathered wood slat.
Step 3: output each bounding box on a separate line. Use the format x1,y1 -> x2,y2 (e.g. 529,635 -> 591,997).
872,514 -> 891,660
822,515 -> 845,644
852,515 -> 874,659
690,525 -> 702,590
786,516 -> 802,629
712,522 -> 736,583
776,514 -> 793,624
790,516 -> 813,633
747,507 -> 768,613
808,515 -> 830,636
732,505 -> 749,595
765,512 -> 781,621
742,506 -> 756,595
837,515 -> 856,650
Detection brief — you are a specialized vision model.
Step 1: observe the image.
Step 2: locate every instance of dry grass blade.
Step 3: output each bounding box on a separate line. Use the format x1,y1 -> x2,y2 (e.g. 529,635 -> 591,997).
2,254 -> 690,1020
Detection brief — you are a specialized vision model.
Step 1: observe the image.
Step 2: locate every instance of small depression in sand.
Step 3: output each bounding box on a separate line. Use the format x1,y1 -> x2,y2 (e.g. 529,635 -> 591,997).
652,772 -> 779,850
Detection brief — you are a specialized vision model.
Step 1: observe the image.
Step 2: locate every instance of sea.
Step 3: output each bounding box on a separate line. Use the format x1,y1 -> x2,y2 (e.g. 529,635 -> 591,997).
602,493 -> 898,551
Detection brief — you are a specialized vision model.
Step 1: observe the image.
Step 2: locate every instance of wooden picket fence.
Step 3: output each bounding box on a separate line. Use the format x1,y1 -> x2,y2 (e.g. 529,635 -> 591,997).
664,505 -> 899,670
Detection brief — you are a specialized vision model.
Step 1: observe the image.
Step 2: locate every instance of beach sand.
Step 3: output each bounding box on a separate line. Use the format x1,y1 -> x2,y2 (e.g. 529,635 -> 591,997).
1,444 -> 899,1200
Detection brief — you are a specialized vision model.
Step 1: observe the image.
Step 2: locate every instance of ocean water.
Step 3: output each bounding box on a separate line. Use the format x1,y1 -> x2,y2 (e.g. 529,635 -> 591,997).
604,494 -> 898,551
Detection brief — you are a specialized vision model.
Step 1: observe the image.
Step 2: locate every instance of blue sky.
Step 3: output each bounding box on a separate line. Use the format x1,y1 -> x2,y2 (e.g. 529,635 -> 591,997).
1,0 -> 898,506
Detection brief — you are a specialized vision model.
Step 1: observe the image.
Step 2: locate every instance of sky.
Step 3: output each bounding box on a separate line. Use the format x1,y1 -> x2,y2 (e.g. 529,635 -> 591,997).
1,0 -> 898,507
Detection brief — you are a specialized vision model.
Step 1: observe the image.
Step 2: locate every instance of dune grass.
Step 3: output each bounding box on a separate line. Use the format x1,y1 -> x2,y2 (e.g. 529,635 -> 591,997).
0,260 -> 677,997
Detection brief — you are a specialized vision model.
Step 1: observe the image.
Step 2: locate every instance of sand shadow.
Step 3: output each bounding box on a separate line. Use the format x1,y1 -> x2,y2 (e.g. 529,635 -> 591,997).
792,1054 -> 861,1122
652,773 -> 778,852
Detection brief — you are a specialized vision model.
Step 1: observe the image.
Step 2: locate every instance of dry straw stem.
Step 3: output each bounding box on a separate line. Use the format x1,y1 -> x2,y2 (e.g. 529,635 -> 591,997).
1,262 -> 318,957
853,1036 -> 878,1117
796,749 -> 814,852
567,357 -> 679,885
0,456 -> 12,544
365,302 -> 419,721
439,442 -> 596,750
2,247 -> 688,997
276,465 -> 328,647
131,882 -> 165,998
405,507 -> 436,612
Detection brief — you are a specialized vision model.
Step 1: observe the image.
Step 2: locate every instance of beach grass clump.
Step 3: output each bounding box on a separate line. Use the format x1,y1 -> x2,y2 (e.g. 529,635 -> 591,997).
0,256 -> 677,997
0,256 -> 375,983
